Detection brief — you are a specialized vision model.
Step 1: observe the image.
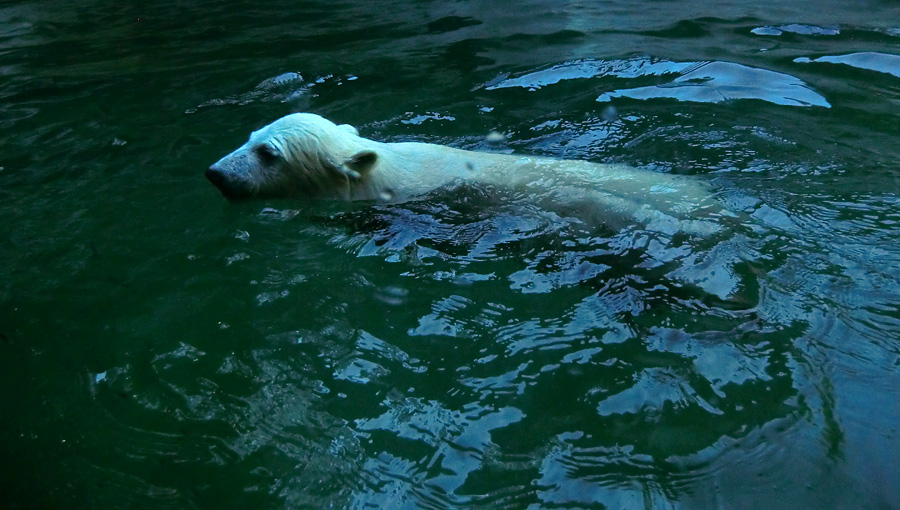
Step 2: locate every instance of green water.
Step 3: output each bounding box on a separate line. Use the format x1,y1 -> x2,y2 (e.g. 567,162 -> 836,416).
2,1 -> 900,508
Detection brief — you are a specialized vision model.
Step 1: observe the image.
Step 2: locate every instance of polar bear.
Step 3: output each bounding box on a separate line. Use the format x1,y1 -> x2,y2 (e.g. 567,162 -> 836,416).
206,113 -> 724,234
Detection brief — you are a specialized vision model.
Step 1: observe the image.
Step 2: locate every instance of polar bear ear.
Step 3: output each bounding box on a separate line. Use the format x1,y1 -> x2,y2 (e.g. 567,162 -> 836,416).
337,124 -> 359,136
340,150 -> 377,179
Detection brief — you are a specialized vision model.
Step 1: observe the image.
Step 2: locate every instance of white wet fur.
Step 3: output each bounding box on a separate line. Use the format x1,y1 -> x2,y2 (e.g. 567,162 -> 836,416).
207,113 -> 726,235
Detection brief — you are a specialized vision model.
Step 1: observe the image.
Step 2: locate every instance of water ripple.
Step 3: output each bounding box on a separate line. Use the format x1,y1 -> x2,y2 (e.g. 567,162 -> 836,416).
483,56 -> 830,108
598,61 -> 830,107
795,52 -> 900,78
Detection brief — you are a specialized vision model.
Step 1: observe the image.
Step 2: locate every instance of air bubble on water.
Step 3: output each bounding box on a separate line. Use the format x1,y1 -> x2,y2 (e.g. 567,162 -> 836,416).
256,289 -> 290,306
285,89 -> 306,101
260,208 -> 300,220
485,131 -> 507,143
375,285 -> 409,306
271,72 -> 302,87
751,27 -> 783,36
255,72 -> 303,91
234,230 -> 250,242
218,322 -> 230,329
226,252 -> 249,265
601,105 -> 618,122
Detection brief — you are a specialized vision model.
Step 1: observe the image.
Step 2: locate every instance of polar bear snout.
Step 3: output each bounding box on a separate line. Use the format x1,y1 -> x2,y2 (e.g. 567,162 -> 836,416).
206,163 -> 254,200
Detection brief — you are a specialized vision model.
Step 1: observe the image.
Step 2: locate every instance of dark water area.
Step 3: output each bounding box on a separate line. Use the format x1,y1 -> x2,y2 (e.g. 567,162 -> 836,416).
2,0 -> 900,508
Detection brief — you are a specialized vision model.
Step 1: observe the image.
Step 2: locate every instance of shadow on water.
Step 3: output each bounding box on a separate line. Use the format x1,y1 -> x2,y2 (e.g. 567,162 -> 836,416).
2,1 -> 900,509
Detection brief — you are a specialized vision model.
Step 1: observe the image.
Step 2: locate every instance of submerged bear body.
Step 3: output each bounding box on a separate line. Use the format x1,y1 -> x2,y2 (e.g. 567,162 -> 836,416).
206,113 -> 724,234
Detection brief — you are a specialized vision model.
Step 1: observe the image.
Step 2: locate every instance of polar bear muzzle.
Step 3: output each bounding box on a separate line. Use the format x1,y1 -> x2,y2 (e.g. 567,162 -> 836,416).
206,151 -> 258,200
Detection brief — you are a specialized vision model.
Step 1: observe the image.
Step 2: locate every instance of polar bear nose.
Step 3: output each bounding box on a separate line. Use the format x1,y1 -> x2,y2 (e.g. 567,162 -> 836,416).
206,165 -> 252,199
205,165 -> 228,189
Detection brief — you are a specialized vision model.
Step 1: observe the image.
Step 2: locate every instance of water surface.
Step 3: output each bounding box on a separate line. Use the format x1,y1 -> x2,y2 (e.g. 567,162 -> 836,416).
2,1 -> 900,508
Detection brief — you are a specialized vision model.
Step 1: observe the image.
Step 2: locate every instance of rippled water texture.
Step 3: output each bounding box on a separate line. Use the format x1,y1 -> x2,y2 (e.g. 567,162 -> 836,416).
2,1 -> 900,508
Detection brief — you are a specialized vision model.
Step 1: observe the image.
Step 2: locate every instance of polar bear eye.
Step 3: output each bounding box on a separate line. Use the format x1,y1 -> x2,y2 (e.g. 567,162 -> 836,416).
255,144 -> 281,163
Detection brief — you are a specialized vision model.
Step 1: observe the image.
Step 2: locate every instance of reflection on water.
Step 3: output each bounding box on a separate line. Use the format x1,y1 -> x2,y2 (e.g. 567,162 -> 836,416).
186,72 -> 309,114
597,61 -> 831,107
795,52 -> 900,78
94,167 -> 892,508
751,24 -> 840,36
484,57 -> 697,90
3,1 -> 900,508
489,57 -> 831,108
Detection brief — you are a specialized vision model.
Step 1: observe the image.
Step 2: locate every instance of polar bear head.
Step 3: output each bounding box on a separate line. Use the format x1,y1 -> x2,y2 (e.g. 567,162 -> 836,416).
206,113 -> 379,200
